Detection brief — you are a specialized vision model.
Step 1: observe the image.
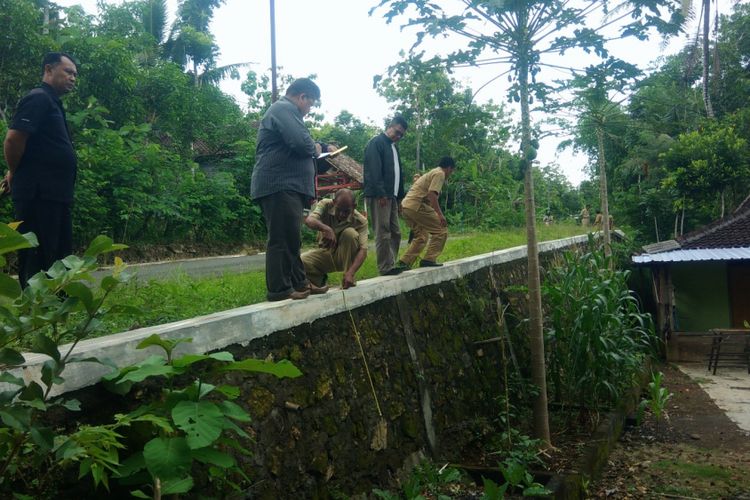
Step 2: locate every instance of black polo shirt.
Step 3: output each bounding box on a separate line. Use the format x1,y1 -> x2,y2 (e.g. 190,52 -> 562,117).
10,82 -> 77,203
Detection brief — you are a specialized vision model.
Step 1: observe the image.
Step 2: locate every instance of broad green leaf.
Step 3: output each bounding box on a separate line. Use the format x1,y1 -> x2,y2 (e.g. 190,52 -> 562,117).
161,476 -> 194,495
136,334 -> 191,356
522,485 -> 551,496
130,490 -> 150,499
83,235 -> 128,258
41,360 -> 64,388
0,273 -> 21,298
142,437 -> 191,479
221,358 -> 302,378
118,363 -> 174,384
0,223 -> 37,255
62,282 -> 95,313
0,406 -> 32,430
127,413 -> 174,434
115,452 -> 146,478
0,372 -> 24,386
0,389 -> 22,404
172,351 -> 233,369
30,426 -> 54,452
32,333 -> 61,361
191,447 -> 236,468
218,400 -> 251,422
0,348 -> 25,366
220,418 -> 250,439
61,398 -> 82,411
215,385 -> 240,399
18,381 -> 44,402
172,401 -> 224,449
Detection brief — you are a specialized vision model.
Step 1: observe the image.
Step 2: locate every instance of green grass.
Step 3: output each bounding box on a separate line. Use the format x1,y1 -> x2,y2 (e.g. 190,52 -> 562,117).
100,224 -> 586,336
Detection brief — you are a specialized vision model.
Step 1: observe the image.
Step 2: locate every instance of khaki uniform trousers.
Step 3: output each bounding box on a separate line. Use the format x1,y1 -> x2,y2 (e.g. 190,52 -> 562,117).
401,203 -> 447,265
302,227 -> 361,287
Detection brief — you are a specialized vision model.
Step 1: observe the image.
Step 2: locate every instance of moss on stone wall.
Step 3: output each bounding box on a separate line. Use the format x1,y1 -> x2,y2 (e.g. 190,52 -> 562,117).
49,246 -> 580,498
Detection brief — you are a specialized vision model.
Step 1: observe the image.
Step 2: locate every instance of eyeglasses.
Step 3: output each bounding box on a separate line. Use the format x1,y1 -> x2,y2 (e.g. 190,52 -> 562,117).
303,95 -> 321,107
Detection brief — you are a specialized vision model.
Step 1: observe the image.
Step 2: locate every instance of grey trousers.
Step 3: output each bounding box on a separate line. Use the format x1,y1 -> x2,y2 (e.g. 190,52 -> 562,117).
365,196 -> 401,274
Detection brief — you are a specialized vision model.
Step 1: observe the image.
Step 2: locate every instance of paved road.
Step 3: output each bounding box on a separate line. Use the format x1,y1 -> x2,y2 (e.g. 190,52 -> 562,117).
97,240 -> 408,282
95,253 -> 267,281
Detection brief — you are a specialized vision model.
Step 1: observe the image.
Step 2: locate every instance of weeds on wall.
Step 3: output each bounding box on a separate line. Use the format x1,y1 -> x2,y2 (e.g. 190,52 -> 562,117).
0,226 -> 300,498
543,239 -> 657,412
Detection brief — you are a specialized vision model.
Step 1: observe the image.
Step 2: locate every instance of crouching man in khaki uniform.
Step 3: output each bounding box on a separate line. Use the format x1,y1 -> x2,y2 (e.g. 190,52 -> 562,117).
398,156 -> 456,268
302,189 -> 368,289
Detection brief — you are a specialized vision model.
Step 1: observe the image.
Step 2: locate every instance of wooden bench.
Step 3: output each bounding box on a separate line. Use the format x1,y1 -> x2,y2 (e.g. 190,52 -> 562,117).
707,328 -> 750,374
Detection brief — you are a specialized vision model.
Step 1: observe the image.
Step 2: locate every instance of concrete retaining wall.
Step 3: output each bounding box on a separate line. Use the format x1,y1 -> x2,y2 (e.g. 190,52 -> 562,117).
9,234 -> 591,498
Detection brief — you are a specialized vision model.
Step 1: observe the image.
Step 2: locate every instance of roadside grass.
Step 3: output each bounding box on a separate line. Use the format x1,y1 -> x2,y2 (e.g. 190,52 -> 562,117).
99,224 -> 586,335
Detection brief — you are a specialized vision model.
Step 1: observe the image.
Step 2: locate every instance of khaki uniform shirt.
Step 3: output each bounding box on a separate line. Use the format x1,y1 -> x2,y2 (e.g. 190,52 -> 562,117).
310,198 -> 368,248
401,167 -> 446,211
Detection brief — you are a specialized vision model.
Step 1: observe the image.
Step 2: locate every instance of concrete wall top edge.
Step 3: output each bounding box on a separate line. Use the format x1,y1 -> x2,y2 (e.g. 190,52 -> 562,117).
4,234 -> 592,396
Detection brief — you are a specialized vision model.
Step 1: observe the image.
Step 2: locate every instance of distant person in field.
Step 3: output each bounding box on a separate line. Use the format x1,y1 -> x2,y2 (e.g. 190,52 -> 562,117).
3,52 -> 78,288
397,156 -> 457,268
301,189 -> 368,290
580,204 -> 590,227
363,115 -> 408,276
594,210 -> 614,230
250,78 -> 329,301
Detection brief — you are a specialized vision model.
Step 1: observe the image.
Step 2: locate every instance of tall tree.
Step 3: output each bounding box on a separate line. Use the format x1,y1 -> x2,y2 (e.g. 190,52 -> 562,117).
372,0 -> 683,445
562,59 -> 641,255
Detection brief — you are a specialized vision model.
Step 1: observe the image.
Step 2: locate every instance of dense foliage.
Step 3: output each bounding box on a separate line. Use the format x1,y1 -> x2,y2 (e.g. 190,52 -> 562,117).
0,0 -> 585,253
543,242 -> 657,410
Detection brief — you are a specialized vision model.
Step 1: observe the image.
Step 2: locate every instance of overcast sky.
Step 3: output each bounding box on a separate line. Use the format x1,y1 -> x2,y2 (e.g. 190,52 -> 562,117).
55,0 -> 742,185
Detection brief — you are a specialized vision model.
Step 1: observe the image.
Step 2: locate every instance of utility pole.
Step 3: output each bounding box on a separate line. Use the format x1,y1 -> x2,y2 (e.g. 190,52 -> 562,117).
270,0 -> 278,102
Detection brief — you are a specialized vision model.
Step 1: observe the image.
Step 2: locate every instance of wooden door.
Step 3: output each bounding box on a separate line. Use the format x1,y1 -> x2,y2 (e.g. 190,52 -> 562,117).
728,263 -> 750,328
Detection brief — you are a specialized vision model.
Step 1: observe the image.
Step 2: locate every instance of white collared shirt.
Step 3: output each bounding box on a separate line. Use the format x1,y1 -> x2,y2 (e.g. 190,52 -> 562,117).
391,143 -> 400,197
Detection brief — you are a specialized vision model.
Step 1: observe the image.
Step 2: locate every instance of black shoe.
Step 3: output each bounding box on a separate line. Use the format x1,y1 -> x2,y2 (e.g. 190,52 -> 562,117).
419,260 -> 443,267
383,261 -> 410,275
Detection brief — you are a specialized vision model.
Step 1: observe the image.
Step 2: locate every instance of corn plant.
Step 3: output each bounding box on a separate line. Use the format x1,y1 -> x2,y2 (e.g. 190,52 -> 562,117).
543,239 -> 657,411
481,459 -> 551,499
637,371 -> 672,431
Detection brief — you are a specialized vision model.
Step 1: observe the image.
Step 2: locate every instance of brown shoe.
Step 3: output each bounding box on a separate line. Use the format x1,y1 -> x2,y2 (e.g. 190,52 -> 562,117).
288,288 -> 311,300
308,282 -> 329,294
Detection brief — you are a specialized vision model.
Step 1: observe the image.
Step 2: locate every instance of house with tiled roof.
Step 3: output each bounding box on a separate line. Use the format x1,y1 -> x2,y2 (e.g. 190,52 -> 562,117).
632,196 -> 750,360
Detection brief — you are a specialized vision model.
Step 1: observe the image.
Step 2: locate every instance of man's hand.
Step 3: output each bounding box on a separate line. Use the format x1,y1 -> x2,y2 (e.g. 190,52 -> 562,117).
342,271 -> 356,289
315,143 -> 323,156
2,172 -> 12,194
378,197 -> 388,208
321,226 -> 336,249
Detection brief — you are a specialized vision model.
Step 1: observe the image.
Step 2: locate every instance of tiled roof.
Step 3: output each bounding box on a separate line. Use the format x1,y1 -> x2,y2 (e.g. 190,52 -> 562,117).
677,200 -> 750,249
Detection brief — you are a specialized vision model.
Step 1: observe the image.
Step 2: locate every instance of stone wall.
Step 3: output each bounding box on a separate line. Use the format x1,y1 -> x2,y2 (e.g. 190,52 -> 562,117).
9,234 -> 593,498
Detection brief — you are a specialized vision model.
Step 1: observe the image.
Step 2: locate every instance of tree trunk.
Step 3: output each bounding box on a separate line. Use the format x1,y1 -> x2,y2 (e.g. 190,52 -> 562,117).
415,93 -> 422,171
595,126 -> 611,257
654,215 -> 660,242
518,36 -> 551,447
702,0 -> 715,118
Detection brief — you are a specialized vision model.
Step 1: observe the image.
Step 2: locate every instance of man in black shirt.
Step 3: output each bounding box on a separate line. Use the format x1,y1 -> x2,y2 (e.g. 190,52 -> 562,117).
363,115 -> 408,276
3,52 -> 78,288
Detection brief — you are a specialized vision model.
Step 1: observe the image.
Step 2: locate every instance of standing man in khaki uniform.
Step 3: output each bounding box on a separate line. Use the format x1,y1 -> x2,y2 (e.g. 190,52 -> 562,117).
580,205 -> 590,227
398,156 -> 456,268
302,189 -> 368,289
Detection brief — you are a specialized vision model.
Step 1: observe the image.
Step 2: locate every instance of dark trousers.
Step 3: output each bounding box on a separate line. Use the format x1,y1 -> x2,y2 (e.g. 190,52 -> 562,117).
258,191 -> 309,301
14,198 -> 72,288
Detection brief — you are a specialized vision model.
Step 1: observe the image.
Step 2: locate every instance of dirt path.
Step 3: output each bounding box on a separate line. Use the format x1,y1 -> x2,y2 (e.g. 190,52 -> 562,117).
591,363 -> 750,499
